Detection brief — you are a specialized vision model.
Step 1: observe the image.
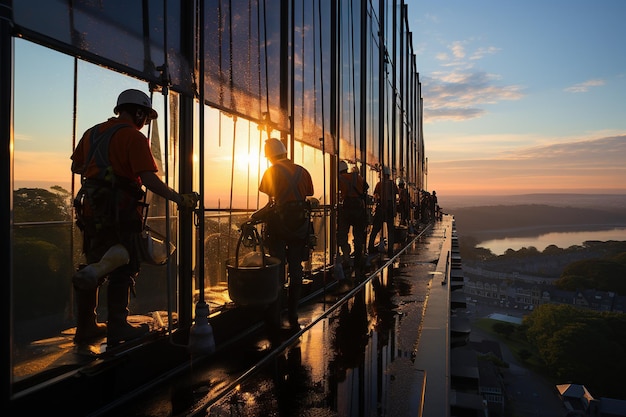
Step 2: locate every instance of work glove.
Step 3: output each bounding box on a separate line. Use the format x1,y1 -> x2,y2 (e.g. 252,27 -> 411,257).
179,192 -> 200,210
240,219 -> 254,230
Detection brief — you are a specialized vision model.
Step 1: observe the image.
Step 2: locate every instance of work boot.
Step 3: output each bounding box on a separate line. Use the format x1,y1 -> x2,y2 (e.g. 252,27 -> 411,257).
106,280 -> 149,346
287,280 -> 302,330
74,286 -> 107,344
73,244 -> 129,291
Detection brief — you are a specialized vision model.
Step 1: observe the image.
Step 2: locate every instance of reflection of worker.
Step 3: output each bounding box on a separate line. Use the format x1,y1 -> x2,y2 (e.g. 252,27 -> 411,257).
397,179 -> 410,226
367,166 -> 398,258
71,89 -> 198,350
258,138 -> 314,332
337,161 -> 369,271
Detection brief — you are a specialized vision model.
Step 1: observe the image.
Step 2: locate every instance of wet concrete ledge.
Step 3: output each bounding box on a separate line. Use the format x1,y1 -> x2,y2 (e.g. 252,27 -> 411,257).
412,217 -> 452,417
9,218 -> 456,416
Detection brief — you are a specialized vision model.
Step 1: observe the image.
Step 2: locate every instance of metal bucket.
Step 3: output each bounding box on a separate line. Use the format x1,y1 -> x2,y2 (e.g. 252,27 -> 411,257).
226,256 -> 281,306
226,224 -> 282,306
395,225 -> 408,242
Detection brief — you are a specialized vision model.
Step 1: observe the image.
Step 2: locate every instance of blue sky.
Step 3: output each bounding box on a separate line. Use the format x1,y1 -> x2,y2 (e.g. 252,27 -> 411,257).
408,0 -> 626,195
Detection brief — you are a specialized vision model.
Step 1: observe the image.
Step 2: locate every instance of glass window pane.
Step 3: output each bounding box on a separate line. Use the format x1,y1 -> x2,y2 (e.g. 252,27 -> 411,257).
12,39 -> 178,385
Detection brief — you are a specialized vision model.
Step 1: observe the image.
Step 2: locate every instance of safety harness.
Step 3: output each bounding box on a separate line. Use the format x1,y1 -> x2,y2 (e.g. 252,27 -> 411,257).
339,171 -> 367,209
267,163 -> 311,240
74,123 -> 145,236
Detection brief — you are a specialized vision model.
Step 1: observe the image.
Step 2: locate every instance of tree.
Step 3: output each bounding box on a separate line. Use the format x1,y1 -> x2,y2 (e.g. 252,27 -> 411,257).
556,258 -> 626,295
12,186 -> 75,328
522,304 -> 626,398
542,244 -> 564,255
492,322 -> 516,339
13,186 -> 72,223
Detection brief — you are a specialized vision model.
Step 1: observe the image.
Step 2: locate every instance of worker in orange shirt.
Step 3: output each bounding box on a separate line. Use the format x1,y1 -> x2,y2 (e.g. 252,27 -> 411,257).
257,138 -> 314,333
71,89 -> 198,351
337,161 -> 369,272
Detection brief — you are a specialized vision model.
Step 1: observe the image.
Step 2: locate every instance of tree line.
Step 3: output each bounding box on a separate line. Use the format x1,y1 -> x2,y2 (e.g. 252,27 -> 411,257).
520,304 -> 626,399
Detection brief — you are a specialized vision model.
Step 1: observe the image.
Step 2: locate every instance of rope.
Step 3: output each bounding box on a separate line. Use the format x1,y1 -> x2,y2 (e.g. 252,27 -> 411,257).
195,0 -> 208,323
350,0 -> 358,164
317,0 -> 329,291
301,1 -> 305,143
246,0 -> 251,212
262,0 -> 270,129
227,115 -> 238,258
256,0 -> 263,211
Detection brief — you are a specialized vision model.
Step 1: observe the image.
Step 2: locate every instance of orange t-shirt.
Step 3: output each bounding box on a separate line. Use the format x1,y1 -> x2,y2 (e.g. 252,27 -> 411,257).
71,118 -> 157,184
373,178 -> 398,205
339,171 -> 368,199
259,159 -> 314,204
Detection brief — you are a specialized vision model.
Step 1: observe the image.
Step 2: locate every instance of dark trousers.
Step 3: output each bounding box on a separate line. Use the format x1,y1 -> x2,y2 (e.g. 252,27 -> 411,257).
265,232 -> 307,328
368,206 -> 395,257
337,205 -> 367,266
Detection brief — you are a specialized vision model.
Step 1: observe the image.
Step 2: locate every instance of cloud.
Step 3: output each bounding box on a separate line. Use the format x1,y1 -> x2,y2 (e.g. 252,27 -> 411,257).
423,42 -> 523,123
424,107 -> 485,122
470,46 -> 500,60
428,135 -> 626,195
564,79 -> 605,93
450,41 -> 466,59
511,135 -> 626,164
422,71 -> 523,122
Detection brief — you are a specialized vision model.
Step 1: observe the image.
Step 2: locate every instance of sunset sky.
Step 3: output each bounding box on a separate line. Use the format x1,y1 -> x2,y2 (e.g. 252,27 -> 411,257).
13,2 -> 626,200
408,1 -> 626,195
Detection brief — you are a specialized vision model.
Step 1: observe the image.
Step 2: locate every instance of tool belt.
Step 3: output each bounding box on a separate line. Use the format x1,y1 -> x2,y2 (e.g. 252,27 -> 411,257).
341,196 -> 366,210
74,177 -> 144,237
267,200 -> 311,240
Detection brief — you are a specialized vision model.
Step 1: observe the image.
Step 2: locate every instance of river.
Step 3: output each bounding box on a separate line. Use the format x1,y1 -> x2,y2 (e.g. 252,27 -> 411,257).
477,227 -> 626,255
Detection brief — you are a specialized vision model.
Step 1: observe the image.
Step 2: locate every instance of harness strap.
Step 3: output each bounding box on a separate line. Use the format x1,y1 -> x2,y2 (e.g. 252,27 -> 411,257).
339,172 -> 364,199
273,163 -> 304,203
85,123 -> 133,182
75,123 -> 143,234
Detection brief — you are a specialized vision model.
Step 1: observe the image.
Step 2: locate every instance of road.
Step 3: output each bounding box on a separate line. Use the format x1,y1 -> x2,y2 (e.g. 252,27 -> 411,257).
468,301 -> 568,417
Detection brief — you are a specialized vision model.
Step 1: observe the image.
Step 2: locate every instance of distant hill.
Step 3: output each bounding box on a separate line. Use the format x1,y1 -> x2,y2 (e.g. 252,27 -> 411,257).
441,193 -> 626,212
450,203 -> 626,240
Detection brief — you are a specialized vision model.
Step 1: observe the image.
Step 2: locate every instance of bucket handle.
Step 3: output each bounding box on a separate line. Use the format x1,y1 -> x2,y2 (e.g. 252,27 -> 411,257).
235,222 -> 268,267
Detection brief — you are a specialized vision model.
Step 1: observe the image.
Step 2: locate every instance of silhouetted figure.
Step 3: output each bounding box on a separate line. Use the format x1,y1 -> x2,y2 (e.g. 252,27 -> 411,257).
337,161 -> 369,272
397,179 -> 410,226
257,138 -> 314,334
71,89 -> 197,351
368,166 -> 398,258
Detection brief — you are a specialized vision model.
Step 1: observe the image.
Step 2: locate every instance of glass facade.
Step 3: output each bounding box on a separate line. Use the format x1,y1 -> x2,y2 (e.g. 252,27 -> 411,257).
4,0 -> 425,398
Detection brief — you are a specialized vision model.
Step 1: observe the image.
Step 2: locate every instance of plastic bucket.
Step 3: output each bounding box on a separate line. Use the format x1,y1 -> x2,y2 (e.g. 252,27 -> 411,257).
226,256 -> 281,306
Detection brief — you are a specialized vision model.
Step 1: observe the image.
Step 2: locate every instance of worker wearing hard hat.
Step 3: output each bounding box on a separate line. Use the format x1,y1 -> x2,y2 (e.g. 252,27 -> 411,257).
337,160 -> 369,273
397,178 -> 411,226
258,138 -> 314,335
367,165 -> 398,258
71,89 -> 199,352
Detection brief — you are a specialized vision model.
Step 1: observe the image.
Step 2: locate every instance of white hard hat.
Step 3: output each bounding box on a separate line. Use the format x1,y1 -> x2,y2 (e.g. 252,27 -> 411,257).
114,89 -> 158,120
338,161 -> 348,172
264,138 -> 287,159
383,166 -> 391,176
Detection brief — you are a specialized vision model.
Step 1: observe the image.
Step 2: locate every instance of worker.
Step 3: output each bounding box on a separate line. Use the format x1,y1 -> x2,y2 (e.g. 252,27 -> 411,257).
397,179 -> 410,226
71,88 -> 198,351
256,138 -> 314,334
337,161 -> 369,272
367,166 -> 398,258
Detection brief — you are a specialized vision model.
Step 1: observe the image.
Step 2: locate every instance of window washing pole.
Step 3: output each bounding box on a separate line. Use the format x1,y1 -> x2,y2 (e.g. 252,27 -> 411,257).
153,0 -> 179,344
188,0 -> 215,355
